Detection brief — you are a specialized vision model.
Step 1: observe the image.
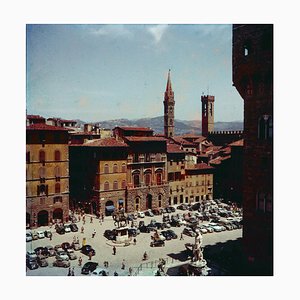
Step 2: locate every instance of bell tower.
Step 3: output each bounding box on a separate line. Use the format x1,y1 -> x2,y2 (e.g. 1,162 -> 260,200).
201,95 -> 215,137
164,70 -> 175,138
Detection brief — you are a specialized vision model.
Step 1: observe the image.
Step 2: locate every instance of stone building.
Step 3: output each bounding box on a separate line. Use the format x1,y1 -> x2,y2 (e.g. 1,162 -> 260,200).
232,24 -> 273,274
69,138 -> 128,216
26,123 -> 70,227
164,70 -> 175,138
201,95 -> 214,137
26,114 -> 46,125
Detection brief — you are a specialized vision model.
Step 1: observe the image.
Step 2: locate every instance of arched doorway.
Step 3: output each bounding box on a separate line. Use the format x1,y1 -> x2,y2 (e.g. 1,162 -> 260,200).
105,200 -> 115,216
37,210 -> 49,226
146,194 -> 152,210
53,208 -> 63,222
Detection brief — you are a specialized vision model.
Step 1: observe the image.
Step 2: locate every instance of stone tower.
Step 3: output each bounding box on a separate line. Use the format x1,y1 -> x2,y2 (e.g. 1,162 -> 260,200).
164,70 -> 175,138
201,95 -> 215,137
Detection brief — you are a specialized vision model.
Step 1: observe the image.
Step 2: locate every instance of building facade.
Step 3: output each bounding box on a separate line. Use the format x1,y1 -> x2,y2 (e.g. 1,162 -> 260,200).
26,124 -> 70,227
233,24 -> 273,274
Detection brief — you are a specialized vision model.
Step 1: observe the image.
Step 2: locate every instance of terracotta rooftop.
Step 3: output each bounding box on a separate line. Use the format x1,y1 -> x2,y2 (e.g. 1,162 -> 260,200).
167,143 -> 185,153
194,136 -> 207,143
26,124 -> 69,131
70,131 -> 101,136
27,114 -> 45,120
171,136 -> 196,146
82,138 -> 129,147
125,136 -> 167,142
229,139 -> 244,147
115,126 -> 153,132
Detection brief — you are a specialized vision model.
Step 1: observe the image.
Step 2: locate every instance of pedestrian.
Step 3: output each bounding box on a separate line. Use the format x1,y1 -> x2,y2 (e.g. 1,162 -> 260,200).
73,235 -> 76,243
114,271 -> 118,276
92,229 -> 96,238
121,259 -> 125,270
49,232 -> 52,241
68,267 -> 71,276
99,218 -> 102,225
78,215 -> 81,222
88,251 -> 92,260
129,267 -> 133,276
180,232 -> 184,240
112,246 -> 116,255
71,267 -> 75,276
133,238 -> 137,245
90,216 -> 93,223
81,226 -> 84,234
78,256 -> 82,267
101,214 -> 104,222
83,219 -> 85,225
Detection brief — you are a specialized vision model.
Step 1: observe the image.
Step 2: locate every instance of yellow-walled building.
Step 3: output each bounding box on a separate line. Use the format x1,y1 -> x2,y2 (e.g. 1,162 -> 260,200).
26,124 -> 70,227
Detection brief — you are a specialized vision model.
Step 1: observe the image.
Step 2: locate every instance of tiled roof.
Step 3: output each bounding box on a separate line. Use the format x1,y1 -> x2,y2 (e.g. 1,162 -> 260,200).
229,139 -> 244,147
82,138 -> 129,147
167,143 -> 185,153
27,114 -> 45,120
125,136 -> 167,142
194,136 -> 207,143
116,126 -> 153,132
26,124 -> 69,131
70,131 -> 99,136
171,136 -> 196,146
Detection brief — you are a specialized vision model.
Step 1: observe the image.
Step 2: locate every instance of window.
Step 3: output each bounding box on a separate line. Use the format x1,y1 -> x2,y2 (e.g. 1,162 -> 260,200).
39,150 -> 46,163
121,163 -> 126,173
145,153 -> 151,162
54,150 -> 61,161
113,181 -> 118,190
55,166 -> 61,181
104,181 -> 109,191
156,172 -> 162,185
113,164 -> 118,173
121,180 -> 126,189
55,183 -> 60,194
39,167 -> 46,179
133,171 -> 140,188
258,115 -> 273,140
180,195 -> 183,203
37,184 -> 48,196
133,153 -> 139,162
145,171 -> 151,186
104,164 -> 109,174
54,196 -> 62,203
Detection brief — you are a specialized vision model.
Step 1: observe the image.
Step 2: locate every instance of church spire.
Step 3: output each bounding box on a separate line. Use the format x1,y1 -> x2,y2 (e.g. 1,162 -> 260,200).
166,69 -> 172,93
163,69 -> 175,138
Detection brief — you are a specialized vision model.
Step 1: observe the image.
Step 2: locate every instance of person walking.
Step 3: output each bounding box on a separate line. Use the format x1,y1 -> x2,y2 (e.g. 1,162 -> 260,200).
129,267 -> 133,276
49,232 -> 52,241
81,226 -> 84,234
92,229 -> 96,238
68,267 -> 71,276
133,238 -> 137,245
88,251 -> 92,260
112,246 -> 116,255
121,259 -> 125,270
90,216 -> 93,223
101,214 -> 104,222
71,267 -> 75,276
180,232 -> 184,240
78,256 -> 82,267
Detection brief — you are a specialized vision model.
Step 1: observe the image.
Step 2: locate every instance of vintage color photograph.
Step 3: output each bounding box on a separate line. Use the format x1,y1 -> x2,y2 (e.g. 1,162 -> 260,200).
25,24 -> 273,277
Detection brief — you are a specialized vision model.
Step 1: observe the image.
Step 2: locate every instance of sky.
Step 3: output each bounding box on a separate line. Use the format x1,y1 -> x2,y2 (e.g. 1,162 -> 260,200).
26,24 -> 244,123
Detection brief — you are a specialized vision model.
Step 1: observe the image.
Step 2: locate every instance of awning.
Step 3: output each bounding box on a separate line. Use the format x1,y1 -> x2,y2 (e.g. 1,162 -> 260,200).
118,199 -> 124,204
105,205 -> 115,212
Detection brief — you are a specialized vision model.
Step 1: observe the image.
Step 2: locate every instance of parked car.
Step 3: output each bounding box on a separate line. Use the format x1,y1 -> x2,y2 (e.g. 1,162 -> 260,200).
34,247 -> 49,257
128,228 -> 139,237
67,249 -> 77,260
177,204 -> 188,210
183,227 -> 196,237
69,223 -> 78,232
90,267 -> 109,276
44,230 -> 52,238
166,229 -> 178,239
150,239 -> 165,247
64,224 -> 71,233
145,210 -> 154,217
37,255 -> 48,267
72,242 -> 81,251
44,245 -> 55,256
26,231 -> 32,242
161,230 -> 172,240
61,242 -> 71,251
170,219 -> 181,227
81,245 -> 95,256
162,215 -> 170,223
26,258 -> 38,270
139,225 -> 151,233
165,207 -> 172,213
26,250 -> 37,260
132,213 -> 138,220
81,262 -> 98,275
53,258 -> 70,268
104,229 -> 116,240
32,231 -> 39,240
146,224 -> 157,232
37,230 -> 45,239
138,220 -> 145,228
153,222 -> 166,230
56,249 -> 69,261
56,226 -> 65,235
137,211 -> 145,218
169,206 -> 176,212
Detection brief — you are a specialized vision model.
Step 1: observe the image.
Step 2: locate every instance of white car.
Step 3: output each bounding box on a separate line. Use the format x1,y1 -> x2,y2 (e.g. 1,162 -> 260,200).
37,230 -> 45,239
26,250 -> 37,260
26,231 -> 32,242
67,249 -> 77,260
90,267 -> 109,276
64,224 -> 71,233
56,249 -> 69,261
138,211 -> 145,218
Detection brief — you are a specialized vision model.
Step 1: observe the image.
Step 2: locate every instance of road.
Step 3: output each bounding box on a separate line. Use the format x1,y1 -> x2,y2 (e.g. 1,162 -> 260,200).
26,211 -> 242,276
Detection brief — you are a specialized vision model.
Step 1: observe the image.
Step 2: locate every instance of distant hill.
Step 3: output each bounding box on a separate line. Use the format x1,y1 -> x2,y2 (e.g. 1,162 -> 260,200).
77,116 -> 243,135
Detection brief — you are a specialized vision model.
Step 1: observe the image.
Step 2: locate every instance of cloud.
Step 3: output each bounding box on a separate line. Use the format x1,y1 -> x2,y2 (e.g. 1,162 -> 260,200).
147,25 -> 168,44
90,25 -> 133,38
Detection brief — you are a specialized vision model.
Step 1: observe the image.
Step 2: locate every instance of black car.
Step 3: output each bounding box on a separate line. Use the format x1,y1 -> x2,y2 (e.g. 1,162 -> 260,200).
150,239 -> 165,247
81,245 -> 96,256
161,231 -> 172,240
138,220 -> 145,228
128,228 -> 139,237
81,262 -> 98,275
153,222 -> 165,230
26,258 -> 39,270
147,224 -> 157,232
177,204 -> 187,210
165,207 -> 172,213
34,246 -> 49,257
139,225 -> 151,233
56,226 -> 65,235
69,223 -> 78,232
61,242 -> 71,251
104,230 -> 116,240
166,229 -> 178,239
169,219 -> 181,227
169,206 -> 176,212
